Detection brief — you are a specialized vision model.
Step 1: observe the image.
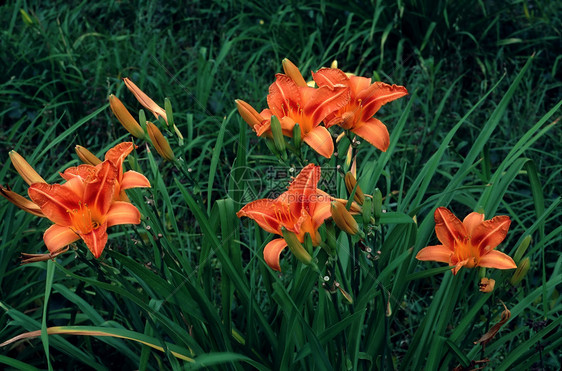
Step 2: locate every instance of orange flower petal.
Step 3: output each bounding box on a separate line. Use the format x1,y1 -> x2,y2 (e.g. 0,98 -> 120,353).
312,201 -> 332,230
360,82 -> 409,118
451,259 -> 470,275
433,207 -> 466,250
351,117 -> 390,152
303,85 -> 350,129
123,78 -> 167,123
279,164 -> 319,216
83,161 -> 117,215
348,76 -> 372,96
28,183 -> 81,226
263,238 -> 287,271
478,250 -> 517,270
105,142 -> 135,173
463,211 -> 485,237
303,126 -> 334,158
61,164 -> 98,182
312,68 -> 349,89
267,74 -> 300,119
415,244 -> 452,263
43,224 -> 80,253
471,215 -> 511,253
80,222 -> 108,258
121,171 -> 151,190
106,201 -> 141,227
237,199 -> 286,235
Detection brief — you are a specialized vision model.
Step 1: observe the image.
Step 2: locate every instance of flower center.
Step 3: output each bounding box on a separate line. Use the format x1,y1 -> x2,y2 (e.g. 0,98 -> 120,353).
67,202 -> 104,235
455,239 -> 480,267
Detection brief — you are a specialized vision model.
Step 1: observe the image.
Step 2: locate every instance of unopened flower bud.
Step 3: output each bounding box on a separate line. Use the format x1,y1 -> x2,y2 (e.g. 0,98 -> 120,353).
510,257 -> 530,286
123,78 -> 167,124
292,123 -> 302,148
0,186 -> 44,217
235,99 -> 263,131
331,201 -> 362,236
270,115 -> 286,152
513,235 -> 531,264
9,151 -> 45,185
345,172 -> 365,205
362,196 -> 373,225
282,227 -> 313,266
146,122 -> 175,161
109,94 -> 145,139
282,58 -> 307,87
75,145 -> 102,165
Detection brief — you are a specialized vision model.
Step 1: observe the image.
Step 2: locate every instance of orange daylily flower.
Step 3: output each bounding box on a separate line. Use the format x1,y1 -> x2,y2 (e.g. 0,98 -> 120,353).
123,78 -> 167,124
28,160 -> 142,258
312,68 -> 408,151
68,142 -> 151,202
27,143 -> 150,258
237,74 -> 350,158
416,207 -> 517,275
237,164 -> 333,271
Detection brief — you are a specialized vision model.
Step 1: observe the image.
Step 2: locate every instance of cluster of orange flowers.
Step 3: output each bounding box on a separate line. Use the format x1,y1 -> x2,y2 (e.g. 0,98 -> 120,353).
1,143 -> 150,259
236,59 -> 517,277
0,59 -> 518,280
236,59 -> 408,158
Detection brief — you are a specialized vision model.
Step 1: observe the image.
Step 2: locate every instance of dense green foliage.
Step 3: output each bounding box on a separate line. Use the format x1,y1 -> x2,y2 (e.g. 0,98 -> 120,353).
1,0 -> 560,369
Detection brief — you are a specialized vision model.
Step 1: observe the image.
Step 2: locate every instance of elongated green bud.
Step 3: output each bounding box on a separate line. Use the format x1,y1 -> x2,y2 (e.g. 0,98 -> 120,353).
362,196 -> 373,225
510,257 -> 530,286
282,227 -> 312,266
292,123 -> 302,148
513,235 -> 531,264
139,109 -> 147,131
164,97 -> 175,128
373,188 -> 382,226
270,116 -> 285,151
165,97 -> 184,145
345,172 -> 365,205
